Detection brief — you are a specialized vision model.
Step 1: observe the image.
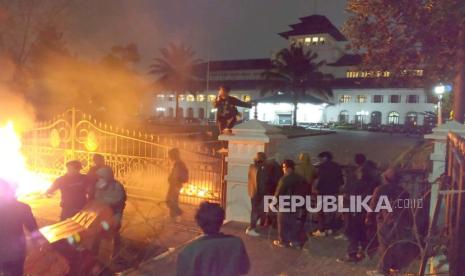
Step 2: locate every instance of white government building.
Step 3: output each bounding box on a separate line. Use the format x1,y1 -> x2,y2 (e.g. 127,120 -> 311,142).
153,15 -> 436,126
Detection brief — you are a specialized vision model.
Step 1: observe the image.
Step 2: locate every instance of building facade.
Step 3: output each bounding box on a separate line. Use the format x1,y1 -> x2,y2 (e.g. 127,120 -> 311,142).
152,15 -> 436,126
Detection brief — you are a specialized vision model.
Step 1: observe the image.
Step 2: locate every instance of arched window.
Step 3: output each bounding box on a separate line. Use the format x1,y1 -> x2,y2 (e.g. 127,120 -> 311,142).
198,108 -> 205,119
168,107 -> 174,118
177,107 -> 184,118
371,111 -> 382,125
405,111 -> 418,125
388,111 -> 400,124
187,107 -> 194,118
339,110 -> 349,123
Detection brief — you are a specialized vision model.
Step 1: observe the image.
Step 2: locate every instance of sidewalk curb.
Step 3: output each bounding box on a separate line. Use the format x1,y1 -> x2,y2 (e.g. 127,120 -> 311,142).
287,130 -> 336,139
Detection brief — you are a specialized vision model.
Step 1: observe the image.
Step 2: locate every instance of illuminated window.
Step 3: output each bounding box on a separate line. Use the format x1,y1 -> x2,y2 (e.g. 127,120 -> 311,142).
415,70 -> 424,76
383,71 -> 391,77
178,95 -> 185,101
388,112 -> 400,124
196,94 -> 205,102
373,95 -> 383,103
312,37 -> 319,43
339,95 -> 351,103
407,95 -> 419,103
208,95 -> 216,102
389,95 -> 401,103
339,110 -> 349,123
243,95 -> 251,102
304,37 -> 311,44
356,95 -> 367,103
186,95 -> 195,102
320,37 -> 325,44
168,95 -> 174,102
156,95 -> 165,100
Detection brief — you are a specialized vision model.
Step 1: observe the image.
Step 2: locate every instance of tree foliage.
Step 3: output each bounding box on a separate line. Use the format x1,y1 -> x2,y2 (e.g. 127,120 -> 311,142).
149,43 -> 201,119
261,44 -> 333,126
344,0 -> 465,86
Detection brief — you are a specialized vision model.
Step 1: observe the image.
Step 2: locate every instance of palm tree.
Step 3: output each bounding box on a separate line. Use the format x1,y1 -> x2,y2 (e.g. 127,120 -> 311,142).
149,43 -> 201,120
262,44 -> 333,127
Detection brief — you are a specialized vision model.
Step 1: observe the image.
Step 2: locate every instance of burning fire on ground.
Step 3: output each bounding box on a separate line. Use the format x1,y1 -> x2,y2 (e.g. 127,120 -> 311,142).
0,121 -> 50,197
180,183 -> 218,200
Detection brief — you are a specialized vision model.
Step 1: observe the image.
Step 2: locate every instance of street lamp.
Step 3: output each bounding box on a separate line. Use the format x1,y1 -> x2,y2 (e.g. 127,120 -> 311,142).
434,84 -> 446,125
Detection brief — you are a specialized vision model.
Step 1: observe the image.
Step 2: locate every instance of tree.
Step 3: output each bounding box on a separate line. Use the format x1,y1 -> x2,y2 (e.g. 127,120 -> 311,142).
344,0 -> 465,123
261,45 -> 333,127
101,43 -> 140,71
149,43 -> 201,120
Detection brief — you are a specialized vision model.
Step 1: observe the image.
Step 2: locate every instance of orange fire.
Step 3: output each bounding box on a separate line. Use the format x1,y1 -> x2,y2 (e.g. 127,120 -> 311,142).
180,183 -> 218,199
0,121 -> 51,197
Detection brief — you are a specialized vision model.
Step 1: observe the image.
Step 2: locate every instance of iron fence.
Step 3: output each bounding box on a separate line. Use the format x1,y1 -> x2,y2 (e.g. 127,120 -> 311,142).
21,108 -> 224,205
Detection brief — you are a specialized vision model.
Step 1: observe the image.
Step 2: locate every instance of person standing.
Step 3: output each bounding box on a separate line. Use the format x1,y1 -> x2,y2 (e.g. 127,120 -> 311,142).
166,148 -> 189,220
295,152 -> 317,236
366,168 -> 418,276
92,166 -> 127,260
213,85 -> 252,135
246,152 -> 271,236
86,154 -> 106,200
0,179 -> 40,276
177,202 -> 250,276
313,151 -> 344,237
46,160 -> 90,220
273,159 -> 307,249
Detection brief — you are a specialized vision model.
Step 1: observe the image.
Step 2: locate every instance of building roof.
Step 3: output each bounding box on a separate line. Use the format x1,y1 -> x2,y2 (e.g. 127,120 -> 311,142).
279,15 -> 347,41
327,54 -> 362,67
193,58 -> 271,72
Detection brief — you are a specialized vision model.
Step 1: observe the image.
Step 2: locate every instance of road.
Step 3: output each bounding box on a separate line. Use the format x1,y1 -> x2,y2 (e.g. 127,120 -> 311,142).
278,130 -> 422,167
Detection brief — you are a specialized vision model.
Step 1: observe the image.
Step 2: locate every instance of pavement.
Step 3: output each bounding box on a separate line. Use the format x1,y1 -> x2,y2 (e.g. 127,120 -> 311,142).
123,221 -> 384,276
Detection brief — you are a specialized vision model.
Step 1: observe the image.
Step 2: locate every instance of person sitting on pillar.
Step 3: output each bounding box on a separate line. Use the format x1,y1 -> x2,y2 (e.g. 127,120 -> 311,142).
176,202 -> 250,276
213,85 -> 252,135
46,160 -> 90,220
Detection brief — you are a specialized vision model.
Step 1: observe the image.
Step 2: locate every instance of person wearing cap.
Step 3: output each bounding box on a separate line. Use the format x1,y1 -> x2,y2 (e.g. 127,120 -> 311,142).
273,159 -> 307,249
213,85 -> 252,135
92,166 -> 127,260
46,160 -> 90,220
0,179 -> 41,276
246,152 -> 276,236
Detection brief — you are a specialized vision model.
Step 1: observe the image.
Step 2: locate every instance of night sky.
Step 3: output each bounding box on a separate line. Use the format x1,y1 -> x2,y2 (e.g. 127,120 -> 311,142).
67,0 -> 347,66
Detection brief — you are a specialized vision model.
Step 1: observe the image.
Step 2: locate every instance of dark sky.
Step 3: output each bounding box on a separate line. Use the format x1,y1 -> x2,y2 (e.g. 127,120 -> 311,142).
67,0 -> 347,67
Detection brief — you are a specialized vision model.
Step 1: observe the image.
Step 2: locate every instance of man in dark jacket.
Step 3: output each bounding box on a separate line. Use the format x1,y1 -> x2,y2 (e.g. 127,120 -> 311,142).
0,179 -> 40,276
273,159 -> 307,248
246,152 -> 278,236
366,168 -> 419,276
86,154 -> 106,200
166,148 -> 189,220
339,154 -> 380,262
213,85 -> 252,134
177,202 -> 250,276
46,160 -> 90,220
313,151 -> 344,236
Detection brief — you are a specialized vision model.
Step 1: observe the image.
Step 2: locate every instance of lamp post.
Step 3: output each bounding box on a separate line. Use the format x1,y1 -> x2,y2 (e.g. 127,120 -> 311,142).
434,84 -> 445,125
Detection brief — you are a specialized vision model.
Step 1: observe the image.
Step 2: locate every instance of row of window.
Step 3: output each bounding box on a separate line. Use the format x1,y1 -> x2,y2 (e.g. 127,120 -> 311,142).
156,94 -> 252,103
339,94 -> 435,104
290,36 -> 326,46
156,107 -> 212,120
339,110 -> 421,125
346,70 -> 424,79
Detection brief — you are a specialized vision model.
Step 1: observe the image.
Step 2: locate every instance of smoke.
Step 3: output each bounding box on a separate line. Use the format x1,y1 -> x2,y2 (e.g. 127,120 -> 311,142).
0,55 -> 36,131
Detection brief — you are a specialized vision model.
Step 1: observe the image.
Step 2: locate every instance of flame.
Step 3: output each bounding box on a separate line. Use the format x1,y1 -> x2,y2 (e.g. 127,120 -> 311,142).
0,121 -> 51,197
180,183 -> 218,199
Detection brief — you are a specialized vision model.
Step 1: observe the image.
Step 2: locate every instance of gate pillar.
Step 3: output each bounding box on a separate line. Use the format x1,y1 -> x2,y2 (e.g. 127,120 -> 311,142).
218,120 -> 287,223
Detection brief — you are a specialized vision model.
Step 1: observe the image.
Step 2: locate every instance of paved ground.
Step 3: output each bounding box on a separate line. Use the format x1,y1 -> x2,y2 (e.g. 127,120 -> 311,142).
278,130 -> 422,167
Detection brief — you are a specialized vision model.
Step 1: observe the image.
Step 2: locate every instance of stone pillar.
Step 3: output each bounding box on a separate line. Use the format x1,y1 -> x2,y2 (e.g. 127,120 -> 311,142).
218,120 -> 287,222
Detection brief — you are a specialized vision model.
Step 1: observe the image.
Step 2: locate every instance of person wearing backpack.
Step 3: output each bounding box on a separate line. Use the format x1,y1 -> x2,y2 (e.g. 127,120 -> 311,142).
92,166 -> 127,260
166,148 -> 189,220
